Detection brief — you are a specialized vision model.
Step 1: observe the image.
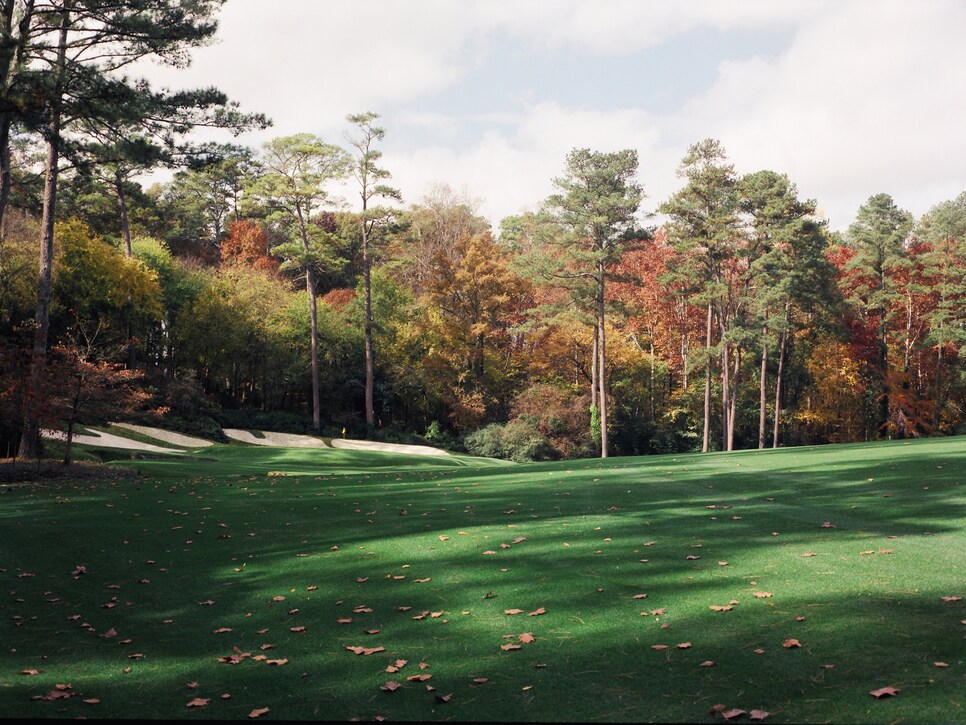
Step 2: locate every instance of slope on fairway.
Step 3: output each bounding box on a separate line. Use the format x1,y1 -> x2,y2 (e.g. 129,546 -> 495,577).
1,436 -> 962,723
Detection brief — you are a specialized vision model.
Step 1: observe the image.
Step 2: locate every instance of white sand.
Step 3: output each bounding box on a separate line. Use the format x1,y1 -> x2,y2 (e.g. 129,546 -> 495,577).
330,438 -> 449,456
42,428 -> 184,454
223,429 -> 329,448
112,422 -> 214,448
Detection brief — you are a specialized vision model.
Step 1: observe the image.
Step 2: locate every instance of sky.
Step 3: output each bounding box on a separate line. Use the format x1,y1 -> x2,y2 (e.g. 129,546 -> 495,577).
138,0 -> 966,234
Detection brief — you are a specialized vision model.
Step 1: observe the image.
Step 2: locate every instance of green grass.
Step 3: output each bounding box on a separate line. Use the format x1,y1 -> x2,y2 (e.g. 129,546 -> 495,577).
1,437 -> 964,722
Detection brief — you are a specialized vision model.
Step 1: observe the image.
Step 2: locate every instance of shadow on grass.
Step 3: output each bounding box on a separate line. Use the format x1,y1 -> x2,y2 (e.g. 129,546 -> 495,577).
1,436 -> 963,721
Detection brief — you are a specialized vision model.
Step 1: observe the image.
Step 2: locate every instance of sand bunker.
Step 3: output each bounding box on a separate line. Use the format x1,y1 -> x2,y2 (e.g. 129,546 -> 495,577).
222,429 -> 329,448
42,428 -> 184,454
112,422 -> 214,448
330,438 -> 449,456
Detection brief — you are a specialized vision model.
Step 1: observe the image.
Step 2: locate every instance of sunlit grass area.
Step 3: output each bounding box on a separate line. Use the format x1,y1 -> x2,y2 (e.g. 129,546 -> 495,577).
1,436 -> 964,722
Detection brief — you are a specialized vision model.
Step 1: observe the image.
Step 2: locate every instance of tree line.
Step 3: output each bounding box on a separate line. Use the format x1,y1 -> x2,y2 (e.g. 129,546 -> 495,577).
0,2 -> 963,461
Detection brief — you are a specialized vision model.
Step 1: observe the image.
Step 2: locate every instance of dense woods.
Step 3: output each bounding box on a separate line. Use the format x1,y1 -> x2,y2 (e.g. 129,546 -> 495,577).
0,3 -> 964,462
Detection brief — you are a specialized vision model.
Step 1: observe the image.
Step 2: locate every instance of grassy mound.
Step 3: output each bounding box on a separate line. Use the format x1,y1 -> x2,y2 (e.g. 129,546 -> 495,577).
0,437 -> 963,722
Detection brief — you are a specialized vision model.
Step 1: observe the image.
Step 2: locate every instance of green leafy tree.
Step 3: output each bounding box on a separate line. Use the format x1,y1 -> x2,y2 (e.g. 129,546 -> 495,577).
659,139 -> 740,452
247,134 -> 350,430
544,148 -> 643,457
844,193 -> 914,435
345,111 -> 401,435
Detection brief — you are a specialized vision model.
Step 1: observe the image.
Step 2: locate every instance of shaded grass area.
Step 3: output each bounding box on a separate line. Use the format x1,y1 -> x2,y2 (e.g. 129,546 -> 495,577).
0,437 -> 964,722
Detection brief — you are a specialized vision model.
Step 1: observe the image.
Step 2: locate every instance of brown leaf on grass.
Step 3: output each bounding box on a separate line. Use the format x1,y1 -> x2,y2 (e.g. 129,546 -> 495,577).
213,627 -> 232,633
801,552 -> 817,557
940,596 -> 962,602
651,608 -> 667,615
482,550 -> 497,555
436,693 -> 453,702
511,537 -> 526,544
337,618 -> 352,624
686,555 -> 701,560
821,522 -> 836,528
414,578 -> 431,583
754,592 -> 772,598
934,661 -> 949,668
677,642 -> 692,649
651,644 -> 669,650
290,626 -> 306,633
504,608 -> 524,615
501,643 -> 522,651
83,698 -> 99,704
198,599 -> 216,606
869,686 -> 900,698
248,707 -> 270,718
19,669 -> 42,675
472,677 -> 489,684
407,674 -> 432,682
272,595 -> 286,602
353,607 -> 373,613
722,708 -> 747,720
528,607 -> 546,616
699,660 -> 715,667
519,633 -> 536,644
632,594 -> 648,600
187,681 -> 199,688
710,704 -> 727,715
754,649 -> 765,654
186,698 -> 210,708
794,616 -> 806,622
820,664 -> 836,669
749,709 -> 771,720
266,658 -> 288,666
381,681 -> 402,692
710,605 -> 733,612
366,629 -> 380,635
71,565 -> 87,577
783,639 -> 801,648
419,662 -> 430,669
357,577 -> 369,583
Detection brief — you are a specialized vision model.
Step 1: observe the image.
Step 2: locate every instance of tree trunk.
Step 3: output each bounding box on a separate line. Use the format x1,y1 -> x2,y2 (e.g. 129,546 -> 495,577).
0,0 -> 35,233
598,263 -> 608,458
772,322 -> 788,448
307,268 -> 320,431
758,316 -> 768,449
18,62 -> 65,458
727,345 -> 740,452
363,236 -> 375,436
702,300 -> 712,453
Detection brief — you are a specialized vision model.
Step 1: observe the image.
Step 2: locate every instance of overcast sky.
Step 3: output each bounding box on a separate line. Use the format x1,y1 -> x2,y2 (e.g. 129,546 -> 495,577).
139,0 -> 966,233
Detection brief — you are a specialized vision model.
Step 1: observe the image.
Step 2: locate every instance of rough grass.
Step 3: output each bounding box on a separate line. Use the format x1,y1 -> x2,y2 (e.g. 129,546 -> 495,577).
0,436 -> 963,722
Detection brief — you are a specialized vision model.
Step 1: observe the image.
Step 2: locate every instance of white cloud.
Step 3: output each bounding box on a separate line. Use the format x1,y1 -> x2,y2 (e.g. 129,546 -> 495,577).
133,0 -> 965,234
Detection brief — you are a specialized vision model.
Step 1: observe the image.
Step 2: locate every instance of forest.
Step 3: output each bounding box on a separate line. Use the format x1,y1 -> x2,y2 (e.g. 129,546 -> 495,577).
1,2 -> 964,462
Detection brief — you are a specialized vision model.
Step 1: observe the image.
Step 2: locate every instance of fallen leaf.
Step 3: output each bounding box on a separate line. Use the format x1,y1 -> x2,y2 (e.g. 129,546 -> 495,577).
83,698 -> 99,704
754,592 -> 772,599
820,664 -> 836,669
186,698 -> 210,708
632,594 -> 648,600
528,607 -> 546,616
821,522 -> 836,528
699,661 -> 715,667
266,659 -> 288,666
504,608 -> 524,615
187,681 -> 199,688
869,686 -> 900,698
519,632 -> 536,643
436,693 -> 453,702
934,661 -> 949,667
19,669 -> 42,676
710,605 -> 733,612
801,552 -> 817,557
795,615 -> 806,622
686,555 -> 701,560
248,707 -> 270,718
783,639 -> 801,648
414,578 -> 431,583
290,626 -> 306,632
651,644 -> 669,650
213,627 -> 232,634
272,595 -> 286,602
381,681 -> 402,692
677,642 -> 692,649
749,709 -> 771,720
407,674 -> 432,682
940,596 -> 962,602
482,550 -> 497,555
337,618 -> 352,624
501,643 -> 522,651
472,677 -> 489,684
723,708 -> 747,720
